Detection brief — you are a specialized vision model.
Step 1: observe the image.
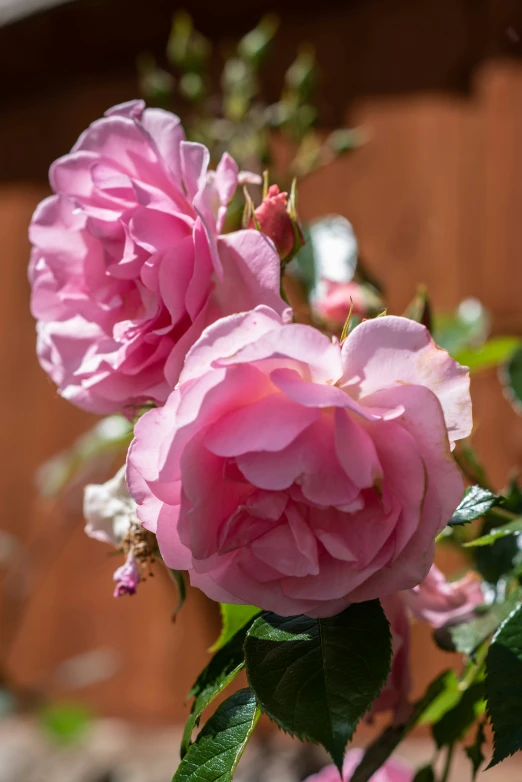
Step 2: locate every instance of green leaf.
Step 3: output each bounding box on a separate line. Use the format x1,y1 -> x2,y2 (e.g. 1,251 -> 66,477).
351,671 -> 451,782
475,516 -> 521,584
39,702 -> 92,745
432,681 -> 485,748
210,604 -> 261,653
433,300 -> 489,357
412,766 -> 435,782
503,475 -> 522,514
450,590 -> 522,655
169,570 -> 187,615
291,224 -> 315,293
418,671 -> 460,724
237,14 -> 279,68
173,689 -> 260,782
465,517 -> 522,547
465,721 -> 486,780
449,486 -> 502,526
403,285 -> 432,332
500,344 -> 522,414
244,602 -> 391,771
180,624 -> 251,758
35,415 -> 132,497
486,604 -> 522,766
455,337 -> 521,373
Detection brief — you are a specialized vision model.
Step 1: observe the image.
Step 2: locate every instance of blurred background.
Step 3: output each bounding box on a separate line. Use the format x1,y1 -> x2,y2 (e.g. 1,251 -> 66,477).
2,0 -> 522,779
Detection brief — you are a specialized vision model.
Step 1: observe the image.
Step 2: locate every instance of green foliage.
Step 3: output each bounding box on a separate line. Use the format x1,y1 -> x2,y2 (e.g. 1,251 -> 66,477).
418,671 -> 460,724
448,486 -> 502,526
475,516 -> 520,585
140,13 -> 361,192
169,570 -> 187,615
137,54 -> 175,106
465,721 -> 486,780
502,475 -> 522,514
173,689 -> 260,782
486,604 -> 522,766
210,604 -> 261,653
433,299 -> 489,357
36,415 -> 132,497
465,518 -> 522,547
412,766 -> 435,782
351,671 -> 451,782
403,285 -> 432,332
432,681 -> 485,748
291,224 -> 316,293
453,440 -> 490,491
167,10 -> 210,72
39,702 -> 92,745
455,337 -> 521,373
0,689 -> 16,718
501,345 -> 522,415
244,602 -> 391,771
181,624 -> 251,757
237,14 -> 279,68
450,590 -> 522,655
285,45 -> 316,102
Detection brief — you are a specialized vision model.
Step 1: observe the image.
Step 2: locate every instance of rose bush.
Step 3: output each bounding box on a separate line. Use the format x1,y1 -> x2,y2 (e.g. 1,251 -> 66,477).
29,100 -> 284,414
127,306 -> 472,616
304,750 -> 413,782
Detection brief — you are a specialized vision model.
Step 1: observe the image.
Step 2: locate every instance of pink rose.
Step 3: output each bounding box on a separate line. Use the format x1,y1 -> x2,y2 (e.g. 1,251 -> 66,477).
305,749 -> 413,782
127,308 -> 471,617
29,100 -> 284,414
250,184 -> 300,261
403,564 -> 484,629
371,594 -> 412,724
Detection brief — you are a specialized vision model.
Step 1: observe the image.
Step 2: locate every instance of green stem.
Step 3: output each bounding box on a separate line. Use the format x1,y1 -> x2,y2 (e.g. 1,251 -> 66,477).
440,743 -> 455,782
459,642 -> 489,691
487,506 -> 519,524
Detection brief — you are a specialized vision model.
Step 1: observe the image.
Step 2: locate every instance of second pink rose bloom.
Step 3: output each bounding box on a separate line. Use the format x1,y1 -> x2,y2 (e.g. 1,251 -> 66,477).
29,101 -> 285,414
127,309 -> 472,617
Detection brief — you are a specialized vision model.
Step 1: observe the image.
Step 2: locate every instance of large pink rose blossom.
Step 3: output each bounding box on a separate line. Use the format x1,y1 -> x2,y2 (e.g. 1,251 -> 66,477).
403,564 -> 483,629
305,749 -> 413,782
127,308 -> 471,617
29,100 -> 284,414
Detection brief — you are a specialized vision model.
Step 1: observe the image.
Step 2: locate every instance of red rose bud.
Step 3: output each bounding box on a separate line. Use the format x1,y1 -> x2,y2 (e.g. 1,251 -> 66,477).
250,184 -> 303,263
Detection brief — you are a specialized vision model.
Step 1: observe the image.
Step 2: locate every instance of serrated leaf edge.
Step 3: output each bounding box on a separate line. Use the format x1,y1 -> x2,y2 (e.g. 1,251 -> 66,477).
485,603 -> 522,768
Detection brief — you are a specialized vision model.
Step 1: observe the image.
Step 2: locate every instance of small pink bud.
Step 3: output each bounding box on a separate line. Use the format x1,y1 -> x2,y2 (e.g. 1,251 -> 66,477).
314,280 -> 368,326
313,279 -> 383,329
250,185 -> 300,262
113,552 -> 140,597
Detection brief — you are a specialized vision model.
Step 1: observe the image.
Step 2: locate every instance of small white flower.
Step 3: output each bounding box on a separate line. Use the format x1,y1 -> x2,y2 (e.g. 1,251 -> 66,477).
84,466 -> 138,547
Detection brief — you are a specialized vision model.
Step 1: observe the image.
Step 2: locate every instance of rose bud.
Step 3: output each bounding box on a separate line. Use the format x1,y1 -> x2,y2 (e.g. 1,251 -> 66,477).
249,184 -> 303,263
313,279 -> 383,328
